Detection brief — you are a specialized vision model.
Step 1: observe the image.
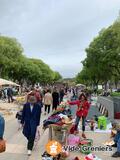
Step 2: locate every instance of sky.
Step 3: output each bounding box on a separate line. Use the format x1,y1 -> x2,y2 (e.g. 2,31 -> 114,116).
0,0 -> 120,78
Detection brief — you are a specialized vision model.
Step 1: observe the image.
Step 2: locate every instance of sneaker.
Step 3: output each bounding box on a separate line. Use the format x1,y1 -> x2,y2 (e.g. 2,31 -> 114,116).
27,150 -> 32,156
82,133 -> 86,139
112,152 -> 120,158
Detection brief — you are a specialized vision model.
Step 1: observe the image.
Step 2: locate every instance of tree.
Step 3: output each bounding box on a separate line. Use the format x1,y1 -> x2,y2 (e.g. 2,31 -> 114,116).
29,59 -> 56,84
0,36 -> 23,78
53,72 -> 62,82
76,67 -> 91,86
76,15 -> 120,89
0,35 -> 61,85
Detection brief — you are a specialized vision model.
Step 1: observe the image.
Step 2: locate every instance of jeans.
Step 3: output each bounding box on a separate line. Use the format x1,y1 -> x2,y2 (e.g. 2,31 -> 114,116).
8,95 -> 13,103
45,105 -> 51,114
114,130 -> 120,152
75,116 -> 86,132
27,137 -> 34,150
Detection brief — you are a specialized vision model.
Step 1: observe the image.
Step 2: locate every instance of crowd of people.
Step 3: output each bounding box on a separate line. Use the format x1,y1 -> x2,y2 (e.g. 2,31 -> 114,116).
15,85 -> 91,156
0,85 -> 19,103
15,85 -> 120,158
0,85 -> 120,158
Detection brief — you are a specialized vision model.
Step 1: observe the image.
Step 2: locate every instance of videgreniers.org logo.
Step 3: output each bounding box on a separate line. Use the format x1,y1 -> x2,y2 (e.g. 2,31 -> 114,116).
45,140 -> 112,157
45,140 -> 62,156
63,145 -> 112,152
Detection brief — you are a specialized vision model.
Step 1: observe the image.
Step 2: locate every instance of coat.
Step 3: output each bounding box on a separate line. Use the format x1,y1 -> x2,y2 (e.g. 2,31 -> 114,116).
69,100 -> 90,117
52,92 -> 59,106
7,88 -> 13,96
44,92 -> 53,105
21,103 -> 41,140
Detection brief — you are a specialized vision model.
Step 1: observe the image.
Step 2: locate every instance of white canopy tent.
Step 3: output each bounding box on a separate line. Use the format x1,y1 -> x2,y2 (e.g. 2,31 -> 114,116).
0,78 -> 20,87
76,83 -> 86,87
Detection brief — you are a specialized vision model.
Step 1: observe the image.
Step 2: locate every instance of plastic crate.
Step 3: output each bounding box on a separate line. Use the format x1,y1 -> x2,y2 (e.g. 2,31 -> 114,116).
98,116 -> 107,130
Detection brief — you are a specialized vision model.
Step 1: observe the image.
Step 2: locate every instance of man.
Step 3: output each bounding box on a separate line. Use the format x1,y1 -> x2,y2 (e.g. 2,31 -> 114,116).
112,124 -> 120,158
52,87 -> 59,111
21,96 -> 41,156
7,86 -> 13,103
59,88 -> 65,103
0,114 -> 5,139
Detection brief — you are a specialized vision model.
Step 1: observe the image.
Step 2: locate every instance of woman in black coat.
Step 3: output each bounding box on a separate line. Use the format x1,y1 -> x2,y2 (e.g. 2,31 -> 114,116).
52,88 -> 59,111
21,96 -> 41,156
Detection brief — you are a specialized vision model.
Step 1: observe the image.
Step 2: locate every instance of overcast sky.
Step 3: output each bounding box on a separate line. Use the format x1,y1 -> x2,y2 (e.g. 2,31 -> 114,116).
0,0 -> 120,78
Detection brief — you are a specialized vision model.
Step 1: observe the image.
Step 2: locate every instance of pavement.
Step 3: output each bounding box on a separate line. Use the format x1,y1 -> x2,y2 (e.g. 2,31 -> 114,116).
0,101 -> 119,160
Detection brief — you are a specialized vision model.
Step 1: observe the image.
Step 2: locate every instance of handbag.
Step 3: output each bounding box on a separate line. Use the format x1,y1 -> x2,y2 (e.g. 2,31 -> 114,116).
0,139 -> 6,153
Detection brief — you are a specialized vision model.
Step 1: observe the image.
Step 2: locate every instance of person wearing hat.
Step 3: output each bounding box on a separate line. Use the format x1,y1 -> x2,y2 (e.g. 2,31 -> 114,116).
21,95 -> 41,156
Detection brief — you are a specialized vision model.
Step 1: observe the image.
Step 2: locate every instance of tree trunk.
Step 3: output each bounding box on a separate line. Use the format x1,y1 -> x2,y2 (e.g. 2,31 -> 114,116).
104,81 -> 108,91
115,81 -> 118,89
0,66 -> 3,77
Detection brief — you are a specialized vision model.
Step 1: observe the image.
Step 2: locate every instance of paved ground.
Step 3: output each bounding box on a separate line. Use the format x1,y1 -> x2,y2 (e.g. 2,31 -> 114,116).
0,101 -> 119,160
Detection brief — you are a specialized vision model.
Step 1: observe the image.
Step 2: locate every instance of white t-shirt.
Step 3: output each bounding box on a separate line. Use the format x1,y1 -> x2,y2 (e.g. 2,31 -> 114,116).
30,104 -> 34,112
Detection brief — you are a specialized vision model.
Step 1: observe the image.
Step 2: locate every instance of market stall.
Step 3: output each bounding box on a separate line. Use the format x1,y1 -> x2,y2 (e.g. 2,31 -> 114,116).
0,78 -> 20,87
43,101 -> 73,145
42,96 -> 113,160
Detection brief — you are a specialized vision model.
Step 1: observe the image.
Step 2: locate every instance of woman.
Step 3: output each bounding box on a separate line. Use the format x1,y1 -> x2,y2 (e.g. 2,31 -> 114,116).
52,88 -> 59,111
69,94 -> 90,138
21,96 -> 41,156
44,89 -> 53,115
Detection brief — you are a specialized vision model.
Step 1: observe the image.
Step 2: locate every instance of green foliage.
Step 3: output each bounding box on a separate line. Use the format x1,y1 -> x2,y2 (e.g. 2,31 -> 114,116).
0,36 -> 23,78
0,35 -> 62,85
76,67 -> 91,86
111,92 -> 120,97
53,72 -> 62,82
76,17 -> 120,87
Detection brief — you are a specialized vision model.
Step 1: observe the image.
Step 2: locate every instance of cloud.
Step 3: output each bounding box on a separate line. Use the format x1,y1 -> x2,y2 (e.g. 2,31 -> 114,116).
0,0 -> 120,77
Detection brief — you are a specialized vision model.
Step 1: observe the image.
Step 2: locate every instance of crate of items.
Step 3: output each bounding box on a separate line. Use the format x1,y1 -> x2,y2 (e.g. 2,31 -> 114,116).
98,116 -> 107,130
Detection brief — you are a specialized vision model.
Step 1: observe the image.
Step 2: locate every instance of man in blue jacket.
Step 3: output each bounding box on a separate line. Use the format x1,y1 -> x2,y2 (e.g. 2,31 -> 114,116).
7,86 -> 13,103
21,95 -> 42,156
0,114 -> 5,139
112,128 -> 120,158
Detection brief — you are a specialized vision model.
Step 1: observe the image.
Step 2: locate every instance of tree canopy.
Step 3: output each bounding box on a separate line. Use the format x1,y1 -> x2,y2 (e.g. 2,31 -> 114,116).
0,35 -> 62,85
76,16 -> 120,88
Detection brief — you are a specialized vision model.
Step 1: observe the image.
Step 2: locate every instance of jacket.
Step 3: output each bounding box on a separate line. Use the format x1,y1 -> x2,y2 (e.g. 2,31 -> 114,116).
44,92 -> 53,105
21,102 -> 41,139
69,100 -> 90,117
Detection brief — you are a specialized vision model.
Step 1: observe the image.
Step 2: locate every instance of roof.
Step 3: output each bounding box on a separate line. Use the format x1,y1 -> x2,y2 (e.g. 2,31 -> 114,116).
0,78 -> 20,86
